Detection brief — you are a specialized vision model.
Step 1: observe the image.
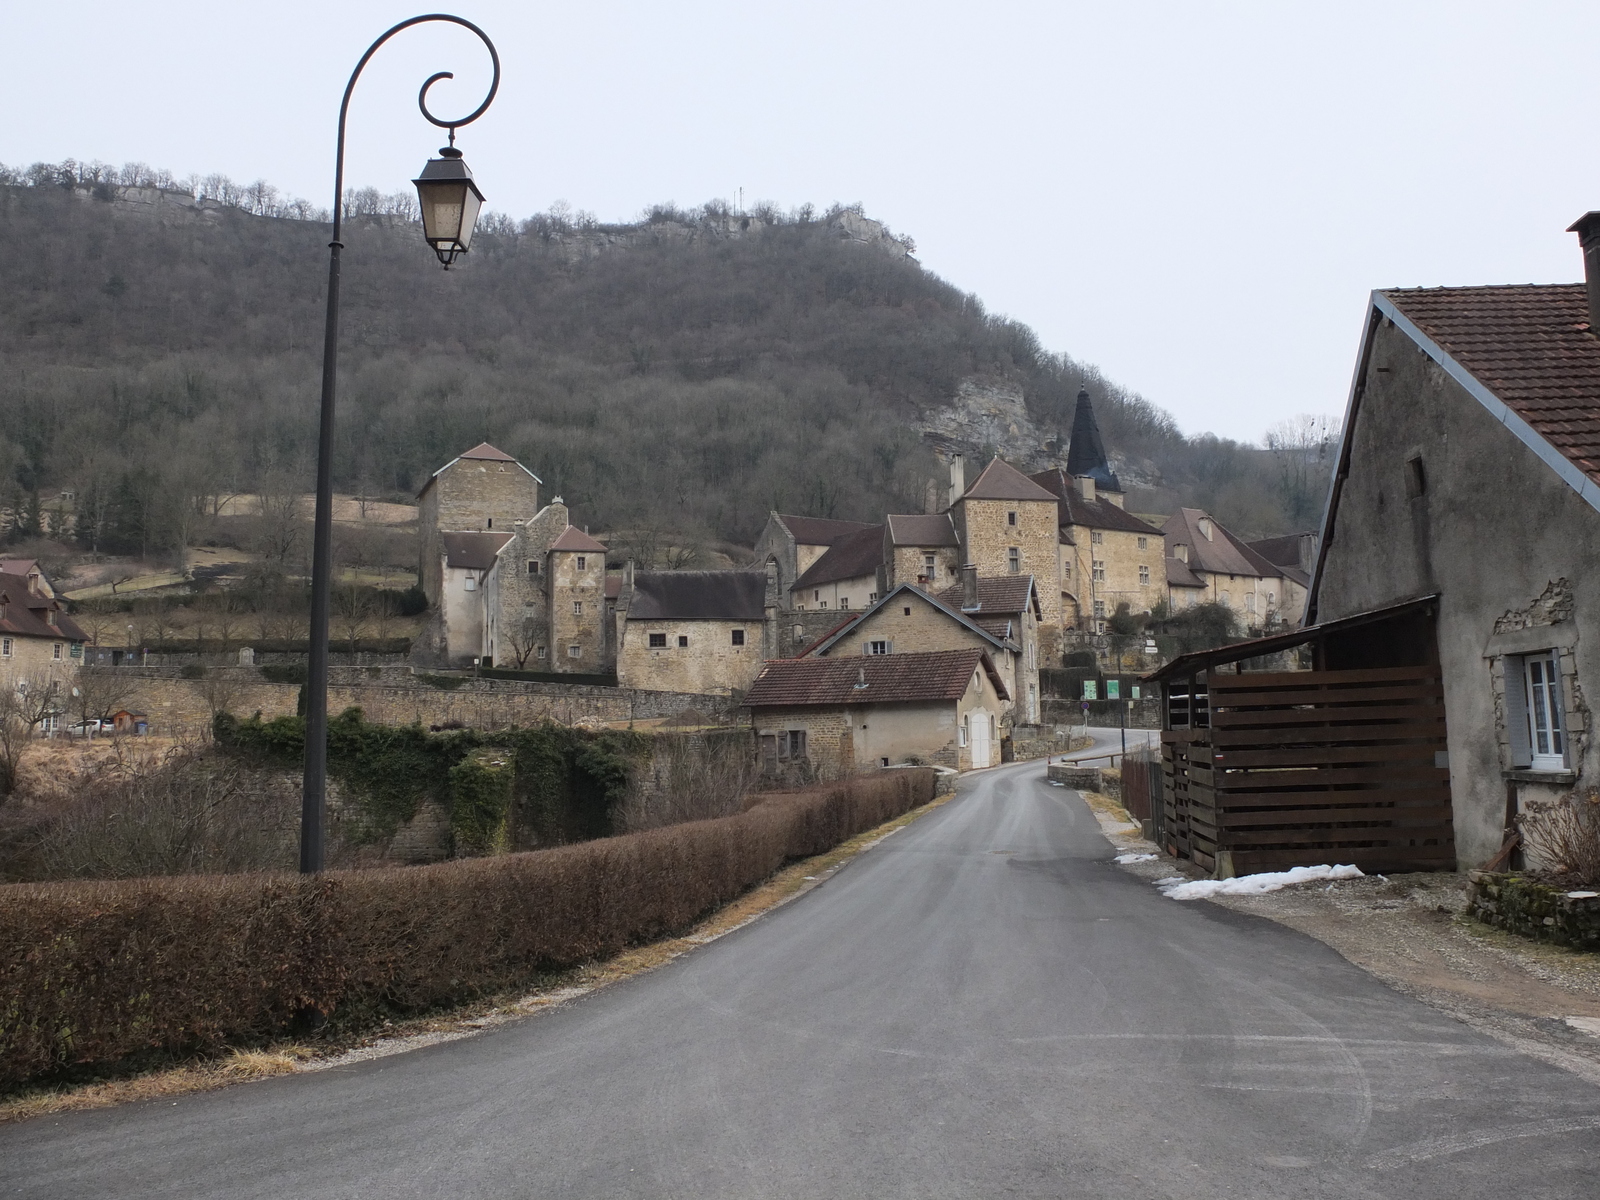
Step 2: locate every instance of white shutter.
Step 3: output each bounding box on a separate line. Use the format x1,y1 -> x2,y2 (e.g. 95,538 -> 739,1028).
886,640 -> 894,654
862,642 -> 871,656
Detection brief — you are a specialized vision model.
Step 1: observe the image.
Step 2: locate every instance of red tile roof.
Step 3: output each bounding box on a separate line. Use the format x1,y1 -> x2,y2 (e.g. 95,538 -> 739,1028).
745,648 -> 1008,707
0,572 -> 87,642
459,442 -> 517,462
775,515 -> 879,547
935,575 -> 1039,617
1030,468 -> 1163,535
549,526 -> 607,553
793,525 -> 885,590
1383,284 -> 1600,488
961,457 -> 1057,502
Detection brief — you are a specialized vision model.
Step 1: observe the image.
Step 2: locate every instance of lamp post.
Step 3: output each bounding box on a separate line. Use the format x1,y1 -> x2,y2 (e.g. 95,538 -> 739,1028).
301,15 -> 500,873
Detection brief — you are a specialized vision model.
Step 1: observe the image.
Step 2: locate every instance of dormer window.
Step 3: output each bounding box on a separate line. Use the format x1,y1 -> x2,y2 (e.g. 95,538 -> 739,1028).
1198,517 -> 1214,541
1174,543 -> 1189,564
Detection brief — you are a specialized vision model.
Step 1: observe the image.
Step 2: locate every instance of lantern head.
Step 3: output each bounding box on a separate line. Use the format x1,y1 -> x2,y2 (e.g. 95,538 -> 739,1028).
413,146 -> 485,268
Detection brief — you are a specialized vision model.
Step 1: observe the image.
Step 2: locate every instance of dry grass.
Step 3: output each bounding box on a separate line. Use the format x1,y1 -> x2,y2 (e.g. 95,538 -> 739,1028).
0,783 -> 955,1124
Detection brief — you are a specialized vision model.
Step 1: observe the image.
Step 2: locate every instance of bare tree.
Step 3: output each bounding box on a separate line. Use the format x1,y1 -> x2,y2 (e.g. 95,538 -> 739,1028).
71,668 -> 138,733
501,619 -> 542,669
1265,414 -> 1340,529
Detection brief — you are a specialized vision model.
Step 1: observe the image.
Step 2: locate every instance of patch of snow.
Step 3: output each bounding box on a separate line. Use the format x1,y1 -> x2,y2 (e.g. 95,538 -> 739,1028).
1158,864 -> 1364,900
1114,853 -> 1158,864
1566,891 -> 1599,899
1049,781 -> 1066,787
1155,876 -> 1187,887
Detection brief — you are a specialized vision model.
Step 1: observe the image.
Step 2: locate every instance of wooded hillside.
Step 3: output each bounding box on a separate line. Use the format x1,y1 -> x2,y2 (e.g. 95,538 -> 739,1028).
0,160 -> 1333,561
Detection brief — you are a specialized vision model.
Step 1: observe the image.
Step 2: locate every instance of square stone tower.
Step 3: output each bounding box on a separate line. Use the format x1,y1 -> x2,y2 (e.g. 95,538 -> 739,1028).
417,443 -> 541,604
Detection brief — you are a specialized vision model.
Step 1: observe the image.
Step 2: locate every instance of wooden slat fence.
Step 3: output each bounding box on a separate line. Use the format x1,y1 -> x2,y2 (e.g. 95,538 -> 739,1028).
1174,665 -> 1454,874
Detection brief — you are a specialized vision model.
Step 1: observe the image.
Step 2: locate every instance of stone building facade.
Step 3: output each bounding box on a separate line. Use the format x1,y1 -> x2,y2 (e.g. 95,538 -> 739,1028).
417,443 -> 540,605
1029,469 -> 1165,630
479,502 -> 609,672
0,563 -> 85,706
1163,507 -> 1305,627
615,568 -> 778,695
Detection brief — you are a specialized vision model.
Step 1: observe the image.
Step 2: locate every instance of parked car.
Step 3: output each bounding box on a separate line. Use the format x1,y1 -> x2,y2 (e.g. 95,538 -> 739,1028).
67,719 -> 114,736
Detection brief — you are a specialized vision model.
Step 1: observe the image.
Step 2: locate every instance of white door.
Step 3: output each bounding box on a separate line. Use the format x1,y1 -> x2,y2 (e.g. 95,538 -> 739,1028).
969,708 -> 991,768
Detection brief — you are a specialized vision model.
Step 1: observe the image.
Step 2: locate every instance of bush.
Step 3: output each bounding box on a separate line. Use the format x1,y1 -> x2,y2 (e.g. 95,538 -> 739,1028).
395,584 -> 429,617
1519,789 -> 1600,886
0,770 -> 934,1087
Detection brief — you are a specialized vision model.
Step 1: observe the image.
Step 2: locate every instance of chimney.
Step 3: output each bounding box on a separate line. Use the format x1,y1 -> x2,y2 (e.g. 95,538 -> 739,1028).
1076,475 -> 1096,503
961,563 -> 979,611
948,454 -> 966,508
1569,212 -> 1600,334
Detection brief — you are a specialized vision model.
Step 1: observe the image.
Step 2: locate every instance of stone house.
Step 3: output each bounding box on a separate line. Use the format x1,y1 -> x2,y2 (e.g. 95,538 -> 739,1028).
1308,214 -> 1600,866
1163,507 -> 1304,627
1248,532 -> 1316,620
1030,467 -> 1164,631
788,523 -> 885,612
479,501 -> 608,672
615,568 -> 778,695
0,565 -> 86,711
417,443 -> 540,605
880,513 -> 961,592
936,572 -> 1043,725
751,514 -> 879,605
745,648 -> 1010,777
803,576 -> 1037,727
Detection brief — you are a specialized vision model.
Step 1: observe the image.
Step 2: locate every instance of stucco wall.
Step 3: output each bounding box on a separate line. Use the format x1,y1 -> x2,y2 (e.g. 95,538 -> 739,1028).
440,565 -> 485,666
617,619 -> 767,695
1316,317 -> 1600,866
790,572 -> 878,613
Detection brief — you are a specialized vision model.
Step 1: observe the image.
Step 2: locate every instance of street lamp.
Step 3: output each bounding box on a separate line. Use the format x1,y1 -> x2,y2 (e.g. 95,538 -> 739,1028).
301,15 -> 500,873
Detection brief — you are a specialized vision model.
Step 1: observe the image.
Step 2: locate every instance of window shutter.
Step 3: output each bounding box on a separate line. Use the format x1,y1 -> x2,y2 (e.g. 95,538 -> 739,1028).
862,642 -> 871,656
886,640 -> 893,654
1504,656 -> 1533,768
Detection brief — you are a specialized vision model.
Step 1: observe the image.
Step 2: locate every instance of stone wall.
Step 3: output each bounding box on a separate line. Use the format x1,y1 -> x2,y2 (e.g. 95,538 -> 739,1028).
418,456 -> 539,604
780,609 -> 857,658
106,665 -> 741,737
886,544 -> 961,592
1063,522 -> 1163,625
1466,871 -> 1600,950
955,496 -> 1061,626
617,619 -> 767,696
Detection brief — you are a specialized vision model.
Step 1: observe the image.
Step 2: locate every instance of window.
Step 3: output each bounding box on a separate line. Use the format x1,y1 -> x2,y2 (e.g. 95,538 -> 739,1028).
1093,600 -> 1106,618
527,560 -> 540,576
1092,560 -> 1106,583
818,600 -> 828,609
1139,565 -> 1150,586
487,518 -> 493,529
1137,536 -> 1148,550
53,643 -> 62,660
1405,454 -> 1427,500
840,598 -> 849,610
958,717 -> 968,747
572,601 -> 583,616
1246,593 -> 1257,614
868,592 -> 877,602
649,632 -> 667,648
1008,548 -> 1020,573
1007,511 -> 1017,526
903,607 -> 912,616
1062,562 -> 1071,579
923,553 -> 935,573
1090,531 -> 1104,545
678,635 -> 689,647
867,640 -> 890,655
731,629 -> 745,646
1515,652 -> 1567,771
777,730 -> 807,760
0,638 -> 10,658
568,644 -> 582,658
576,556 -> 587,570
463,576 -> 476,591
536,645 -> 547,659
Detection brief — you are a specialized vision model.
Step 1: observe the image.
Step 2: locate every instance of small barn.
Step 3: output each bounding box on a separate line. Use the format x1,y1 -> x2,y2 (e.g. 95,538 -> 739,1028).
1145,597 -> 1454,878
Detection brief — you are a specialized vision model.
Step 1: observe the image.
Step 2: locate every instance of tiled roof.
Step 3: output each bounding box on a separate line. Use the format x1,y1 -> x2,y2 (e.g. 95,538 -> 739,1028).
776,514 -> 879,547
441,531 -> 513,570
1163,509 -> 1280,580
1166,558 -> 1205,589
793,525 -> 885,590
885,513 -> 958,547
745,648 -> 1008,707
628,571 -> 768,620
605,575 -> 623,599
934,575 -> 1038,617
1030,468 -> 1163,535
1383,284 -> 1600,487
459,442 -> 517,462
549,526 -> 607,553
1247,533 -> 1310,569
0,572 -> 87,642
961,457 -> 1058,502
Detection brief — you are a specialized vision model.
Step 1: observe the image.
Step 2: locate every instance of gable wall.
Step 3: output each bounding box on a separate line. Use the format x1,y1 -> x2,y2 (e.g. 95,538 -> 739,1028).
419,459 -> 539,604
1316,316 -> 1600,865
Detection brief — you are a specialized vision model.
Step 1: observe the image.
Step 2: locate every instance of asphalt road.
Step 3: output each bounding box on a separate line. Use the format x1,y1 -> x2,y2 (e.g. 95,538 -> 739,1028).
6,744 -> 1598,1199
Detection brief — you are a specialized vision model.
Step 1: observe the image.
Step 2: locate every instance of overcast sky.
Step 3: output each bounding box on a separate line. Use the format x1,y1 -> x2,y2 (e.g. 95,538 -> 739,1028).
8,1 -> 1599,442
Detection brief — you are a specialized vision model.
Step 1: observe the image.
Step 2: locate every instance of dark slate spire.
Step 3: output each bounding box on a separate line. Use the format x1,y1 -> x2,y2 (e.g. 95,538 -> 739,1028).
1065,387 -> 1122,492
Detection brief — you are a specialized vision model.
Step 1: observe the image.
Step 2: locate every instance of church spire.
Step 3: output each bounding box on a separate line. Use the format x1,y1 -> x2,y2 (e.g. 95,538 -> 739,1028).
1065,387 -> 1122,492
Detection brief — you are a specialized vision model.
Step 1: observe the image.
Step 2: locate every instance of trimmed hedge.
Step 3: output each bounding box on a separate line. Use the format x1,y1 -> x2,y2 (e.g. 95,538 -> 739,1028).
0,769 -> 933,1089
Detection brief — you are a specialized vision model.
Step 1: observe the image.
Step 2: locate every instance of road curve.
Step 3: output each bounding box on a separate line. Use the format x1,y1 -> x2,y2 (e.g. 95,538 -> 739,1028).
5,759 -> 1597,1199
